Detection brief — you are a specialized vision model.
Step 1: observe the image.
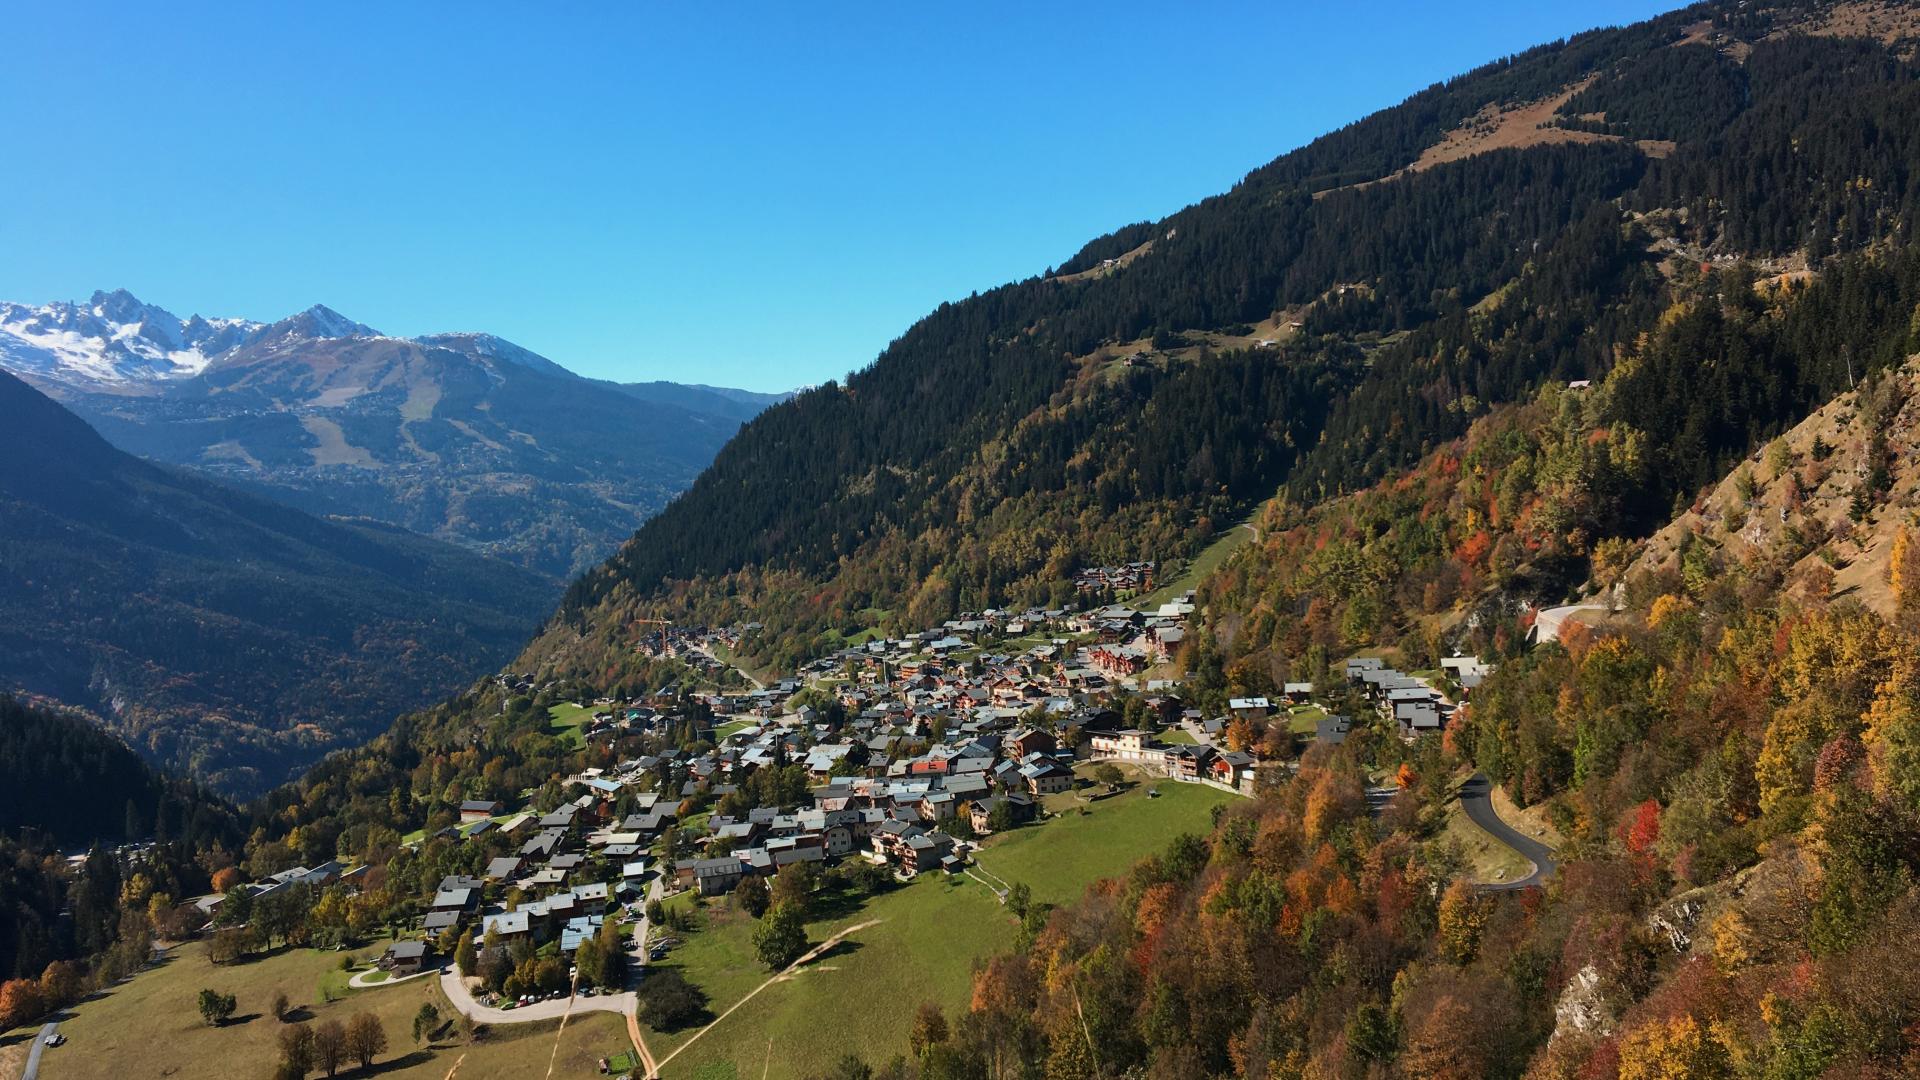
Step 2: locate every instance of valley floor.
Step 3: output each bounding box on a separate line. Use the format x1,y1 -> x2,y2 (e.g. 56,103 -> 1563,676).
21,940 -> 630,1080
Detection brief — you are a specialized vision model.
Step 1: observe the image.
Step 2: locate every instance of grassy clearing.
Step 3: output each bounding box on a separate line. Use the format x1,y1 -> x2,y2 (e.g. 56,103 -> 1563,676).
35,939 -> 629,1080
973,770 -> 1234,908
1137,519 -> 1256,609
714,719 -> 759,740
1286,703 -> 1330,734
38,941 -> 420,1080
547,702 -> 597,748
654,875 -> 1016,1080
651,771 -> 1229,1078
1157,726 -> 1199,745
0,1035 -> 26,1080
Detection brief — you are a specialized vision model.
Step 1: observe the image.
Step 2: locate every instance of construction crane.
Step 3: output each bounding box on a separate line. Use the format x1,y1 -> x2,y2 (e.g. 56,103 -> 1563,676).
630,617 -> 670,653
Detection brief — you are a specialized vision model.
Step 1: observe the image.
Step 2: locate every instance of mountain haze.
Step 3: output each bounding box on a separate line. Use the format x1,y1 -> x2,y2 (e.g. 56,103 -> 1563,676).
0,369 -> 556,797
0,290 -> 785,577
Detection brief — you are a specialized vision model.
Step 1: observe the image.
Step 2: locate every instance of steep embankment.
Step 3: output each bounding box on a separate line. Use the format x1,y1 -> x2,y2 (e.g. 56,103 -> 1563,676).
1630,355 -> 1920,615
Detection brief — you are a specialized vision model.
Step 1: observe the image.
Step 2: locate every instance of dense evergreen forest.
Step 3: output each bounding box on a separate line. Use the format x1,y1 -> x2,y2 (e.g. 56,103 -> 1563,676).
0,696 -> 234,849
0,696 -> 241,987
543,0 -> 1920,677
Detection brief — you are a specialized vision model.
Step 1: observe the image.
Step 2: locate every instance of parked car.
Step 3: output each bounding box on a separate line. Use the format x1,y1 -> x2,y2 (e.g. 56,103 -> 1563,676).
46,1034 -> 66,1047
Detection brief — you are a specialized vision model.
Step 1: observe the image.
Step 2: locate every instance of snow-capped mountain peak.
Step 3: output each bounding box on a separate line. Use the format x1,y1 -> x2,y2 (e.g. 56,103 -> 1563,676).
416,331 -> 574,378
0,291 -> 389,390
269,304 -> 380,341
0,290 -> 263,386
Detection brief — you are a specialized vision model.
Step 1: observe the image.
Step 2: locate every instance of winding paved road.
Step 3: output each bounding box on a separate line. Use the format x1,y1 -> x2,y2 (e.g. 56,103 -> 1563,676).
1459,772 -> 1556,891
19,1023 -> 56,1080
1531,602 -> 1607,644
439,966 -> 635,1024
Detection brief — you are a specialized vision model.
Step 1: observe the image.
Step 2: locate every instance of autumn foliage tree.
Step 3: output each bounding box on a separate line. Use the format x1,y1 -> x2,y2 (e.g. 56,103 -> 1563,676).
1620,798 -> 1661,857
344,1011 -> 386,1070
0,979 -> 45,1032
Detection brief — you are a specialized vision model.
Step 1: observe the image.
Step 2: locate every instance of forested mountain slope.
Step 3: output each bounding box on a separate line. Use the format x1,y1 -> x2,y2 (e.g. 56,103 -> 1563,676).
0,695 -> 235,851
1191,249 -> 1920,692
1031,344 -> 1920,1076
0,695 -> 242,988
1627,354 -> 1920,616
538,0 -> 1920,678
0,370 -> 555,797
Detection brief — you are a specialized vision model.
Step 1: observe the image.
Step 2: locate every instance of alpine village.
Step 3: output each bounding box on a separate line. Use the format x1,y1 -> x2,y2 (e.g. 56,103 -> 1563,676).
9,3 -> 1920,1079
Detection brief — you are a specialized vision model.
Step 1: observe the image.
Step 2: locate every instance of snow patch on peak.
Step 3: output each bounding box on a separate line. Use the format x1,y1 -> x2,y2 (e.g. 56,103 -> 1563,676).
262,304 -> 380,342
301,304 -> 378,338
0,290 -> 264,385
417,331 -> 575,378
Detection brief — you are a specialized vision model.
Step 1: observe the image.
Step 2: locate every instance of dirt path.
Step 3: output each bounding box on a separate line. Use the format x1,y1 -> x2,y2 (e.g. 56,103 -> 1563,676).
647,919 -> 883,1077
543,995 -> 574,1080
965,867 -> 1009,901
692,644 -> 766,692
627,1010 -> 661,1079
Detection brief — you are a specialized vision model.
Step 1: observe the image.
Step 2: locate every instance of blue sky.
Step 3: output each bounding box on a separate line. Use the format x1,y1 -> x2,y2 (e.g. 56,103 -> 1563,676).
0,1 -> 1683,391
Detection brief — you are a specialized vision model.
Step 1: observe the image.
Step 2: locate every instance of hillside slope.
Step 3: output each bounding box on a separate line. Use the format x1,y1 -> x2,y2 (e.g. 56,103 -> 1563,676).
1,292 -> 782,577
1629,356 -> 1920,615
0,370 -> 555,797
1191,250 -> 1920,688
155,4 -> 1920,1077
535,0 -> 1920,678
0,695 -> 235,849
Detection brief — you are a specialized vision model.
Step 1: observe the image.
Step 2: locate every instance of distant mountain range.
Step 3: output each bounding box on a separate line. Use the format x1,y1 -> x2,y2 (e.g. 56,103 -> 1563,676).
0,290 -> 790,577
0,368 -> 557,797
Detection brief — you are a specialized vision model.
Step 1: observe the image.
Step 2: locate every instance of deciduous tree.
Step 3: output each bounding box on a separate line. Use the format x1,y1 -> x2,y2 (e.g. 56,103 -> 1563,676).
909,1001 -> 949,1056
344,1011 -> 387,1069
197,987 -> 237,1026
313,1019 -> 347,1078
737,874 -> 771,918
277,1021 -> 315,1075
753,902 -> 808,971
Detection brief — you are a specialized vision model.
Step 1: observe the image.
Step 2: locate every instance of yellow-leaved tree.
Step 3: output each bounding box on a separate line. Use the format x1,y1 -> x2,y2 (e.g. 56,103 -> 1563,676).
1757,608 -> 1892,812
1616,1015 -> 1734,1080
1889,525 -> 1920,614
1862,643 -> 1920,812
